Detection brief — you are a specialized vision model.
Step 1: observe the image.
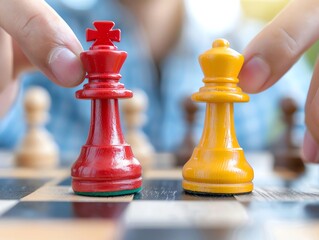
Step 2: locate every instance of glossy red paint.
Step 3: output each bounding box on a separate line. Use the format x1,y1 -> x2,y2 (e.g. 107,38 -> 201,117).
71,21 -> 142,196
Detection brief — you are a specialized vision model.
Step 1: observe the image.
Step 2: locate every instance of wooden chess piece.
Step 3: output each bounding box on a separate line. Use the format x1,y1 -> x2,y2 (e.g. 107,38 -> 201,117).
16,87 -> 59,168
182,39 -> 254,195
273,97 -> 305,179
175,96 -> 198,166
122,89 -> 155,171
71,21 -> 142,196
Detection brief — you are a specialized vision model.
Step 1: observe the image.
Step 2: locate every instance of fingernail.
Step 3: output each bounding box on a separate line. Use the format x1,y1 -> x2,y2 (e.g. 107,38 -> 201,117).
239,56 -> 271,92
48,47 -> 84,87
302,131 -> 319,163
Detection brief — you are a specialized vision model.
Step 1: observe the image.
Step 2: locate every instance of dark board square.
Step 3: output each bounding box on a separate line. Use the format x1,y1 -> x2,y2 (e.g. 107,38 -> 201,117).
133,179 -> 182,200
3,201 -> 129,219
123,227 -> 263,240
124,228 -> 202,240
133,179 -> 236,201
0,178 -> 49,200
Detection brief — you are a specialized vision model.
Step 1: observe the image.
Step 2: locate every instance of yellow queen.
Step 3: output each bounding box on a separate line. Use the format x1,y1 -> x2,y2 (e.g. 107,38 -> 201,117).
182,39 -> 254,195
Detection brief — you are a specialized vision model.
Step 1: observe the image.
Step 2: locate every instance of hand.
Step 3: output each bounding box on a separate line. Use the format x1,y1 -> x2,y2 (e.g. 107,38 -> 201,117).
238,0 -> 319,163
0,0 -> 84,116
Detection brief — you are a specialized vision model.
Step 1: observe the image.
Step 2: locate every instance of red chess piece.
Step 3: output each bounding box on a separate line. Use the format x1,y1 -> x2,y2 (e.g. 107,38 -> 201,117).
71,21 -> 142,196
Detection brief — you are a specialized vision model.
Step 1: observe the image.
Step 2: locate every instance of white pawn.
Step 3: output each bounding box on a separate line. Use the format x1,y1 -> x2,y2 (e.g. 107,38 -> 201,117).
122,90 -> 154,171
16,87 -> 59,168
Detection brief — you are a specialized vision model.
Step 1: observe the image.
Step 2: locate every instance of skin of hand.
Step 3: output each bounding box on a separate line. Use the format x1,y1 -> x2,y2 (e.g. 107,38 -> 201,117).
238,0 -> 319,163
0,0 -> 84,117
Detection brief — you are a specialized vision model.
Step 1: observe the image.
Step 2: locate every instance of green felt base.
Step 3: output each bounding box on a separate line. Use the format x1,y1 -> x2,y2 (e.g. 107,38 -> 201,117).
74,187 -> 142,197
184,189 -> 252,197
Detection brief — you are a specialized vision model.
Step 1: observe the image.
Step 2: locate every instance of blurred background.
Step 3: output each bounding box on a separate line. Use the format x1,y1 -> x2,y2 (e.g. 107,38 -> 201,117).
1,0 -> 317,165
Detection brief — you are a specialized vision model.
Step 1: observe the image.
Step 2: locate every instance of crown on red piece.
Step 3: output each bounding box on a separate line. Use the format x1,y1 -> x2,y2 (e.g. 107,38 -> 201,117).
86,21 -> 121,50
77,21 -> 130,100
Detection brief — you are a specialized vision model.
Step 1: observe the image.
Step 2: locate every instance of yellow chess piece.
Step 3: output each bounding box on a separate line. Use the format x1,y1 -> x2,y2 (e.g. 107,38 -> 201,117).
182,39 -> 254,195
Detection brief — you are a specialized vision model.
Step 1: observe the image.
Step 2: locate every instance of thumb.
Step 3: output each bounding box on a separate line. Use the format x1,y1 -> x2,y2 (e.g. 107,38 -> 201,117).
0,0 -> 84,87
239,0 -> 319,93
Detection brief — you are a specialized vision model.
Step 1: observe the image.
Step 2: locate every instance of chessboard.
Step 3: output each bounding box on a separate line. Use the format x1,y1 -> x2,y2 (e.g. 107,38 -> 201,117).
0,151 -> 319,240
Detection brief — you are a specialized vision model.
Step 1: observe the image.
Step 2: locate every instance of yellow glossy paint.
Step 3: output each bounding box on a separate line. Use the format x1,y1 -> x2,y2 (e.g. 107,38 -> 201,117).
182,39 -> 254,194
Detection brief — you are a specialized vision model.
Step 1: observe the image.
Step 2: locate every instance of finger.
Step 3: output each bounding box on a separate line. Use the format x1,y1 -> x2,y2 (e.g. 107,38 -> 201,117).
0,0 -> 84,87
12,38 -> 34,79
0,28 -> 13,92
238,0 -> 319,93
302,130 -> 319,163
0,81 -> 19,117
305,59 -> 319,139
303,59 -> 319,162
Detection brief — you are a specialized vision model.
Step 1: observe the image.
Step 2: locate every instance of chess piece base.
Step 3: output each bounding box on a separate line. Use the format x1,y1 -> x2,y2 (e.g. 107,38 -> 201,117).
182,180 -> 253,195
273,148 -> 305,180
182,147 -> 254,195
16,153 -> 58,168
16,128 -> 59,169
72,145 -> 142,196
75,187 -> 142,197
72,178 -> 142,197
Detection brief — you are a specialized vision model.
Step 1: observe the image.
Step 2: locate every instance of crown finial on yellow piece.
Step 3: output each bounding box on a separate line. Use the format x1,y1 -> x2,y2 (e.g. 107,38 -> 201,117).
192,39 -> 249,103
182,39 -> 254,195
212,38 -> 229,48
